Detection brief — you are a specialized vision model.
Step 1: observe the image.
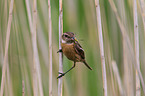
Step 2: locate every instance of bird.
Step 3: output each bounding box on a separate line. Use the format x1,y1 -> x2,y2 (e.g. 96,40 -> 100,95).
57,32 -> 92,79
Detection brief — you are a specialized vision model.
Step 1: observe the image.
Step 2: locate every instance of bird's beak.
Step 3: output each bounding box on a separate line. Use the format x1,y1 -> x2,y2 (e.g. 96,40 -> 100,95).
72,37 -> 78,41
71,37 -> 78,42
75,38 -> 78,42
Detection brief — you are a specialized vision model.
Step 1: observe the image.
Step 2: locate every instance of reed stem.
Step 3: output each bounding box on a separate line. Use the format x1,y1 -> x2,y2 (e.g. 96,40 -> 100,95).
133,0 -> 141,95
0,0 -> 14,95
95,0 -> 108,96
48,0 -> 53,96
58,0 -> 63,96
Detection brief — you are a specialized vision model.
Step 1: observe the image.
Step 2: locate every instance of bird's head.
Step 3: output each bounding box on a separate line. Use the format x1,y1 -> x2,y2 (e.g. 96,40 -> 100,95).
62,32 -> 77,43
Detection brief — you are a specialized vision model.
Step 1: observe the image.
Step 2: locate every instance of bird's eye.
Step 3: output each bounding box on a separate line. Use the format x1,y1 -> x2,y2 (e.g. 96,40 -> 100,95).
64,35 -> 68,37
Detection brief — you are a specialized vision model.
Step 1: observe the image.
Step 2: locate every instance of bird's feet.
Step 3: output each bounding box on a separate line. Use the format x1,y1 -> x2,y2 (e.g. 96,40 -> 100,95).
57,72 -> 65,79
57,49 -> 62,53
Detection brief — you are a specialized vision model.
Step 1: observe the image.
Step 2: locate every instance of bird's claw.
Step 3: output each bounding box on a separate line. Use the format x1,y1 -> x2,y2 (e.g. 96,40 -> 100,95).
57,49 -> 62,53
58,72 -> 63,74
57,72 -> 65,79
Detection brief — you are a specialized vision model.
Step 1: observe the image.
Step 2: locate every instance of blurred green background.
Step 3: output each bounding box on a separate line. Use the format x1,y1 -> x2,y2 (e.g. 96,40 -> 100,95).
0,0 -> 145,96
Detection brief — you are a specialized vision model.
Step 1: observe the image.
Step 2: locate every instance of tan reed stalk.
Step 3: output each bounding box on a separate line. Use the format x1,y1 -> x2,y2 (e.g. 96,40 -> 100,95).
123,39 -> 131,96
48,0 -> 53,96
28,0 -> 38,95
25,0 -> 33,33
25,3 -> 37,95
107,52 -> 116,96
108,0 -> 145,94
133,0 -> 141,95
112,61 -> 124,96
95,0 -> 107,96
58,0 -> 63,96
138,0 -> 145,36
6,62 -> 13,96
5,1 -> 13,96
0,0 -> 14,95
32,0 -> 44,96
4,79 -> 8,96
25,1 -> 36,95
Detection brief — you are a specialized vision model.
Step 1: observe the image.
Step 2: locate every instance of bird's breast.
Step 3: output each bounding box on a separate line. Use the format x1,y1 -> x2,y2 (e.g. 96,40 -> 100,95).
61,43 -> 81,62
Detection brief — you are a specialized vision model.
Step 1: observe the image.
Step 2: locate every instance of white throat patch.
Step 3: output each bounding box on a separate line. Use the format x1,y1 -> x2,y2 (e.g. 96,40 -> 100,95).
62,39 -> 66,43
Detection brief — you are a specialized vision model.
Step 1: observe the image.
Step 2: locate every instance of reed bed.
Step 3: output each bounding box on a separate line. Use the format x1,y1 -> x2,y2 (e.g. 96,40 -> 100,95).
0,0 -> 145,96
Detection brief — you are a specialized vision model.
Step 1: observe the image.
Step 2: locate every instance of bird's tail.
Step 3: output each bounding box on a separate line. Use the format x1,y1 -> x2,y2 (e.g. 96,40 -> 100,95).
83,61 -> 93,70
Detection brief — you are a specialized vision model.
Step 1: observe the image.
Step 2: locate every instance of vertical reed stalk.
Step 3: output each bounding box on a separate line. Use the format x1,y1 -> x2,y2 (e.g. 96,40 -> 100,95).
112,61 -> 124,96
0,0 -> 14,95
48,0 -> 52,96
6,63 -> 13,96
25,0 -> 38,95
138,0 -> 145,36
133,0 -> 141,95
95,0 -> 107,96
25,0 -> 33,33
32,0 -> 38,95
108,0 -> 145,94
32,0 -> 44,95
5,0 -> 13,96
58,0 -> 63,96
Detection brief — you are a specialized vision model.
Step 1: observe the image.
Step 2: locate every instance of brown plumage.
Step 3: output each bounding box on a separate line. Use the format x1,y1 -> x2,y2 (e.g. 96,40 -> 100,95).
57,32 -> 92,79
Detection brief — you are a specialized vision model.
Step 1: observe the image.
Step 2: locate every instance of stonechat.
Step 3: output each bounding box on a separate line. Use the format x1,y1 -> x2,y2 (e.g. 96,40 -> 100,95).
57,32 -> 92,79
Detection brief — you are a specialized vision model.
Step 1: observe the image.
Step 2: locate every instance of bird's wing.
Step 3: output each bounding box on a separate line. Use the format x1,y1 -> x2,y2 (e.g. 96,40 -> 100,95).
74,41 -> 85,59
